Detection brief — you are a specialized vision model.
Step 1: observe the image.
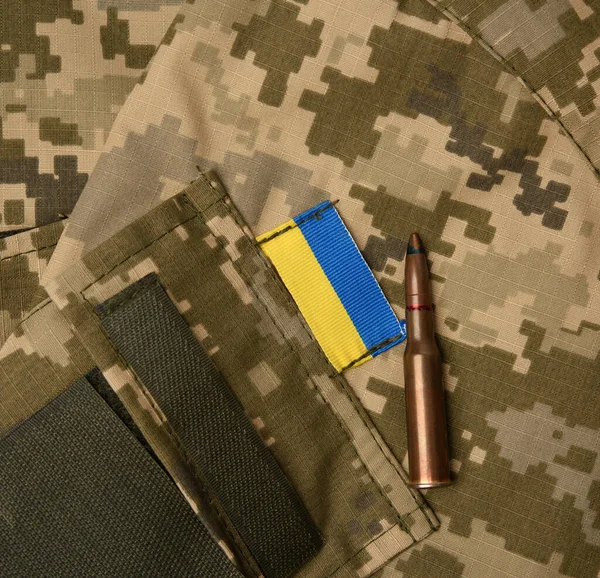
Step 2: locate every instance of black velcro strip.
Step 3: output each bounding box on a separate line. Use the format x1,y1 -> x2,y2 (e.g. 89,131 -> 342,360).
96,273 -> 323,578
0,376 -> 242,578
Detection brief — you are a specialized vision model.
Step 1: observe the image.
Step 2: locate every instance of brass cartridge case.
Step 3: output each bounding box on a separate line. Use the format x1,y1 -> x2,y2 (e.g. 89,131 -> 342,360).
404,233 -> 451,488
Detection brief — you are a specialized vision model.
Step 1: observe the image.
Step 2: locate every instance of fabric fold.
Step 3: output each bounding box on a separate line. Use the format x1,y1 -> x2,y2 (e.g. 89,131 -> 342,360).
13,0 -> 600,575
420,0 -> 600,174
96,272 -> 324,578
40,173 -> 438,577
0,220 -> 64,347
0,375 -> 243,578
0,2 -> 183,231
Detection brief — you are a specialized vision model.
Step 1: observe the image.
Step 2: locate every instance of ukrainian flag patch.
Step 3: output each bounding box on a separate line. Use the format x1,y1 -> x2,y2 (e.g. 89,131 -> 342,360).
257,201 -> 407,372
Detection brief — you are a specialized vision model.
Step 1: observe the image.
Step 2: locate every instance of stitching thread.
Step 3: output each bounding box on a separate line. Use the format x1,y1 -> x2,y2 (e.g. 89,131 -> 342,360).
257,201 -> 338,245
217,191 -> 437,528
77,214 -> 198,294
191,192 -> 429,537
61,180 -> 435,574
204,194 -> 437,530
0,242 -> 59,263
326,522 -> 415,578
339,333 -> 406,373
420,0 -> 600,179
80,291 -> 261,576
256,199 -> 408,375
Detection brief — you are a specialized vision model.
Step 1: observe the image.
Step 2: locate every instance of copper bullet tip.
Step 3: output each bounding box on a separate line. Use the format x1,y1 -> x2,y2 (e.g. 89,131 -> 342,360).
407,232 -> 423,255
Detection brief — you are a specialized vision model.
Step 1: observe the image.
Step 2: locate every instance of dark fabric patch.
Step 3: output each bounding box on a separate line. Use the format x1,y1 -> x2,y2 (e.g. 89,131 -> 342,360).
554,446 -> 597,474
0,229 -> 27,239
96,273 -> 323,578
162,13 -> 185,47
350,184 -> 496,257
0,118 -> 88,226
3,199 -> 24,225
231,0 -> 323,107
409,65 -> 571,229
29,218 -> 64,250
394,544 -> 466,576
39,117 -> 83,146
0,253 -> 41,323
397,0 -> 445,22
5,104 -> 26,113
0,376 -> 241,578
362,234 -> 406,272
100,7 -> 154,69
0,2 -> 83,83
300,22 -> 546,169
513,167 -> 570,230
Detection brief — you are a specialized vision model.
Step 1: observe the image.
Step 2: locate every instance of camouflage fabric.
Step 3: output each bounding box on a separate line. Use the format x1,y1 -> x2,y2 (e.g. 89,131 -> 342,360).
424,0 -> 600,172
3,173 -> 437,577
0,0 -> 181,231
2,0 -> 600,575
0,219 -> 64,346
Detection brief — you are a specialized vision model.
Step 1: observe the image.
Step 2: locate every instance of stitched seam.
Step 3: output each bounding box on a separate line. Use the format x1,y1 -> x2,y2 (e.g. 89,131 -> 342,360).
328,366 -> 436,528
203,197 -> 436,529
79,294 -> 261,576
339,333 -> 406,372
328,524 -> 412,578
419,0 -> 600,179
0,242 -> 59,262
59,181 -> 429,570
77,213 -> 197,294
19,297 -> 53,323
327,364 -> 435,527
189,195 -> 423,541
255,215 -> 424,521
327,504 -> 439,577
69,183 -> 224,294
212,194 -> 438,531
65,186 -> 435,533
94,274 -> 158,317
216,193 -> 436,526
257,201 -> 337,244
327,522 -> 415,578
416,500 -> 438,531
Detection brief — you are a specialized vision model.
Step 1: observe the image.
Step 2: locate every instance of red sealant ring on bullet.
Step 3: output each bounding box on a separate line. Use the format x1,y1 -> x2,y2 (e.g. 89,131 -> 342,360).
406,305 -> 432,311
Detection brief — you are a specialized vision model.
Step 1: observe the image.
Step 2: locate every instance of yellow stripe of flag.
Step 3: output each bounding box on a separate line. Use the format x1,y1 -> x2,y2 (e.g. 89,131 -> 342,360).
258,221 -> 369,372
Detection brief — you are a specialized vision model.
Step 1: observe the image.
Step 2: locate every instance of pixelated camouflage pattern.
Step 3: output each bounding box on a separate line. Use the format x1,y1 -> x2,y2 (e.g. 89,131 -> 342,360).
33,0 -> 600,575
0,219 -> 64,346
0,0 -> 182,231
1,0 -> 598,575
424,0 -> 600,173
38,173 -> 436,576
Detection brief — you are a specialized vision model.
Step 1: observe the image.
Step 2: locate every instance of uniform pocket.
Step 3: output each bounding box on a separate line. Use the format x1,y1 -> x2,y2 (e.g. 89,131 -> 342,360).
0,373 -> 242,578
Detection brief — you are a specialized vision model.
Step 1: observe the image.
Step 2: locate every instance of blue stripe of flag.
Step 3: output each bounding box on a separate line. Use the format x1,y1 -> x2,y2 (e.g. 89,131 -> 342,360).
295,202 -> 405,355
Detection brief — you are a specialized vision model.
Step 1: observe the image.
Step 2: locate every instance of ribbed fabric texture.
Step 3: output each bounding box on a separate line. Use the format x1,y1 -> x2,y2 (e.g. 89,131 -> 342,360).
85,366 -> 163,467
96,273 -> 323,578
0,377 -> 242,578
257,201 -> 406,371
295,202 -> 405,354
